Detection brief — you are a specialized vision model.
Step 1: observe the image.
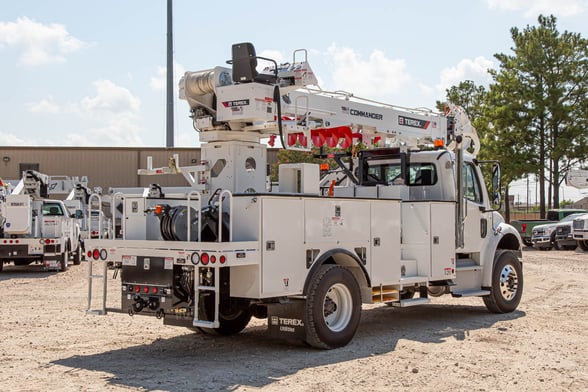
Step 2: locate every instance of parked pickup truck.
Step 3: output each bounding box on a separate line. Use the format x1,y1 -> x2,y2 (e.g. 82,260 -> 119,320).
511,208 -> 587,246
572,214 -> 588,251
532,212 -> 587,250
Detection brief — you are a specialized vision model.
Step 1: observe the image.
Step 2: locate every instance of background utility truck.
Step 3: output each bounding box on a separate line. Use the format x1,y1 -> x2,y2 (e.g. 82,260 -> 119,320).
567,169 -> 588,250
0,170 -> 83,272
86,42 -> 523,349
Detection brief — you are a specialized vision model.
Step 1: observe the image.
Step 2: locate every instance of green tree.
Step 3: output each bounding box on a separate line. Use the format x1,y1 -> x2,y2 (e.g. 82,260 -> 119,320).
437,79 -> 529,221
489,15 -> 588,217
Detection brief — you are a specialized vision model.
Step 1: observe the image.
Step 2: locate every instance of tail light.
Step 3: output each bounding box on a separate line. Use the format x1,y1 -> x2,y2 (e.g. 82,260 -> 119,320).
521,223 -> 527,233
220,255 -> 226,264
92,249 -> 100,260
201,253 -> 209,265
210,255 -> 217,264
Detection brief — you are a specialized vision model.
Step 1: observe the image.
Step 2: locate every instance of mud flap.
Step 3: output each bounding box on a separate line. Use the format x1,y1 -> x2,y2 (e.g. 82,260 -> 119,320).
267,300 -> 306,343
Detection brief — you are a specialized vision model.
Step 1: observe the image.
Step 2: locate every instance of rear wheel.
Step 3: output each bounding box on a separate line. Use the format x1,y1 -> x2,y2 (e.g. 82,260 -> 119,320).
197,296 -> 252,336
73,244 -> 82,265
483,251 -> 523,313
305,265 -> 361,349
59,252 -> 68,272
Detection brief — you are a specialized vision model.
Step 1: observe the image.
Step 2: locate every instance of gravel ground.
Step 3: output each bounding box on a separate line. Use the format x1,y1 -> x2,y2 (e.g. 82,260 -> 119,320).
0,247 -> 586,392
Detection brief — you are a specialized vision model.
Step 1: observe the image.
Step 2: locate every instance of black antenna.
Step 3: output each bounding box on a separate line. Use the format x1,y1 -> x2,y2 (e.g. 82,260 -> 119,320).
166,0 -> 174,147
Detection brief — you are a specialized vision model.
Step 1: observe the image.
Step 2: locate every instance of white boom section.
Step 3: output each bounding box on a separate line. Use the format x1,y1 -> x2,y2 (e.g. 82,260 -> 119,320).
179,51 -> 480,157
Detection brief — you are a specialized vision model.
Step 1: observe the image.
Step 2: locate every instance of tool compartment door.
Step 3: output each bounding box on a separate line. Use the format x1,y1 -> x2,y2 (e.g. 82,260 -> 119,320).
261,196 -> 305,297
370,200 -> 401,285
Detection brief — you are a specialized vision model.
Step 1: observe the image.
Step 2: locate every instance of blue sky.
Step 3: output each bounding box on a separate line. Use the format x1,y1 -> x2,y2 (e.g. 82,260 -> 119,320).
1,0 -> 587,151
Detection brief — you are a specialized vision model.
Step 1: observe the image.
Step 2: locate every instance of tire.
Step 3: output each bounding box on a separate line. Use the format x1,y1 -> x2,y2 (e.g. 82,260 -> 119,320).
73,245 -> 82,265
198,296 -> 252,336
0,259 -> 3,272
400,289 -> 416,299
579,240 -> 588,251
483,251 -> 523,314
305,265 -> 361,349
59,252 -> 68,272
551,234 -> 560,250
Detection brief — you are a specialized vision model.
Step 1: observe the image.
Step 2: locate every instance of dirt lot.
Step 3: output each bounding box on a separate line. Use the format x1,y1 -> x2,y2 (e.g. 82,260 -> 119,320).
0,248 -> 586,392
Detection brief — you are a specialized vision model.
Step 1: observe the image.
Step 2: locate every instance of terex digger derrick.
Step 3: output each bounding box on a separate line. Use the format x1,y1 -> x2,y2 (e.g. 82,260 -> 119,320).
86,42 -> 523,349
0,171 -> 84,272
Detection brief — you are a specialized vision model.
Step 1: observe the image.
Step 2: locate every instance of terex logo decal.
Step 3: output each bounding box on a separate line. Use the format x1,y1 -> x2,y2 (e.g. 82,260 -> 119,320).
398,115 -> 431,129
222,99 -> 250,108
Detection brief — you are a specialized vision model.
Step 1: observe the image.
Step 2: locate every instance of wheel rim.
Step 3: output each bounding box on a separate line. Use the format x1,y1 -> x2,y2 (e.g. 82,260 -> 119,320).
322,283 -> 353,332
499,264 -> 519,301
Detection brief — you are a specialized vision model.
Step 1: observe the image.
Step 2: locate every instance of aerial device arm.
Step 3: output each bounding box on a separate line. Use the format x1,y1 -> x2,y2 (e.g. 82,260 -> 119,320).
179,42 -> 480,157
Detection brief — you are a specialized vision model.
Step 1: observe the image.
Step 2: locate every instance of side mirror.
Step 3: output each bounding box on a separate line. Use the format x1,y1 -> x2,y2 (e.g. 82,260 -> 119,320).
491,163 -> 501,209
478,160 -> 502,212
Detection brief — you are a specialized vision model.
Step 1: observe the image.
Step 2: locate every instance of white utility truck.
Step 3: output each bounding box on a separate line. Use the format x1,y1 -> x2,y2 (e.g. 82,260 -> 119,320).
567,169 -> 588,250
0,171 -> 82,272
86,43 -> 523,349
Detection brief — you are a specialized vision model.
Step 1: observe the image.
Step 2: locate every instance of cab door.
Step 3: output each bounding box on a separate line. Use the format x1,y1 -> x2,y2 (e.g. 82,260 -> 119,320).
461,162 -> 490,253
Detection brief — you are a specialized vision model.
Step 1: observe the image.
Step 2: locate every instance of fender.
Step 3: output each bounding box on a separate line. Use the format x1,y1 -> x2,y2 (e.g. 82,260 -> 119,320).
481,214 -> 523,287
303,247 -> 370,296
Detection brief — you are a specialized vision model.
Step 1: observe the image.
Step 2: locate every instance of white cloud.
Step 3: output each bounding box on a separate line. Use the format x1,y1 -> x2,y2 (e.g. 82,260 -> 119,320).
0,17 -> 86,66
487,0 -> 586,17
65,118 -> 144,147
150,62 -> 186,92
0,131 -> 38,145
70,80 -> 144,146
176,130 -> 200,147
326,44 -> 412,99
27,97 -> 60,114
436,56 -> 495,93
80,80 -> 140,118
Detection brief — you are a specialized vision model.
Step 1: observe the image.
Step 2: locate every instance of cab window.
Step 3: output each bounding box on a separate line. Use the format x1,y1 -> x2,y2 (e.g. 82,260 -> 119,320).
43,204 -> 64,216
463,163 -> 483,203
366,161 -> 437,186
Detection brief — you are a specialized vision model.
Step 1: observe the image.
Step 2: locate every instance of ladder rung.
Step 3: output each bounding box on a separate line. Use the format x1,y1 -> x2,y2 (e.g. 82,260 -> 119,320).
193,320 -> 219,329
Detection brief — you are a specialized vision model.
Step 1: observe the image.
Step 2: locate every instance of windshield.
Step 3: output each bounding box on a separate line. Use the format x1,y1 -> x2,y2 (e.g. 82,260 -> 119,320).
561,213 -> 586,222
42,203 -> 64,216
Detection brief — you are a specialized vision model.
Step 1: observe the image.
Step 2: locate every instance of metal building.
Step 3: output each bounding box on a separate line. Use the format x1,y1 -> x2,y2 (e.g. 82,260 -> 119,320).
0,146 -> 279,191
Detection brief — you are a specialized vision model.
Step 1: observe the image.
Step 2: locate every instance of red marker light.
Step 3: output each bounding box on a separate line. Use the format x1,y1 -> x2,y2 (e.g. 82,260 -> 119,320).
151,287 -> 158,294
143,286 -> 149,294
134,285 -> 140,293
220,255 -> 226,264
210,255 -> 216,264
201,253 -> 209,265
93,249 -> 100,260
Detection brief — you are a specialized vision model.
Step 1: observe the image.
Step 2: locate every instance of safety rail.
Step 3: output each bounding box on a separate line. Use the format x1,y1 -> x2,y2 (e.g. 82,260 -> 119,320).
186,191 -> 202,242
218,190 -> 233,242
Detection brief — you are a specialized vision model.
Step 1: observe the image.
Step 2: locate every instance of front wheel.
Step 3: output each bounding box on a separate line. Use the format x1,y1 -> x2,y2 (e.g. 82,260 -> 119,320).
305,265 -> 361,349
483,251 -> 523,313
551,234 -> 560,250
578,240 -> 588,251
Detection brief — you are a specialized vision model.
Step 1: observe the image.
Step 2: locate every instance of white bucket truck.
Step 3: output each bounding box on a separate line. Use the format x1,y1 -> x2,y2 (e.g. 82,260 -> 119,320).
86,43 -> 523,348
0,171 -> 82,272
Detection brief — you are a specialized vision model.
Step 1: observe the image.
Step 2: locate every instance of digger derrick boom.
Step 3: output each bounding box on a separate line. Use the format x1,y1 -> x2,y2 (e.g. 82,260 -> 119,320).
85,42 -> 521,349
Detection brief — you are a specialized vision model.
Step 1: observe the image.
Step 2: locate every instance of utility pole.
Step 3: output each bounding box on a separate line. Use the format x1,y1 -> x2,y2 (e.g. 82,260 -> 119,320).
166,0 -> 174,147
